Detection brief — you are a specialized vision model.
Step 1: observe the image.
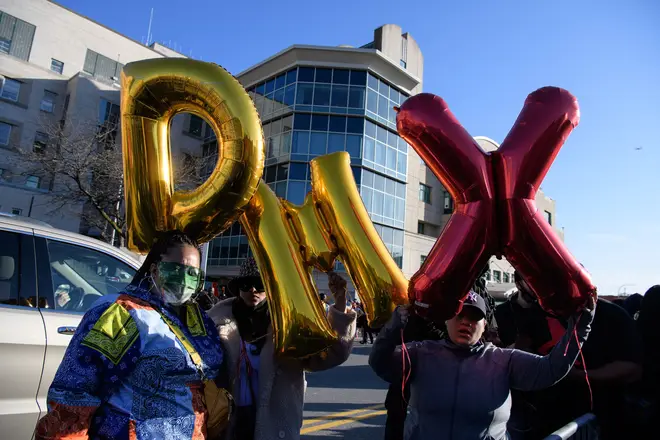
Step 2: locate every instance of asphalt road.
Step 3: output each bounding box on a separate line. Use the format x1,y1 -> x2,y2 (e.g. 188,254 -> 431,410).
301,343 -> 389,439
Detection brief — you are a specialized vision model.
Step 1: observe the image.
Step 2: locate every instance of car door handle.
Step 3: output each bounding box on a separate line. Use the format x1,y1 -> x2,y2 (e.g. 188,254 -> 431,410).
57,326 -> 77,335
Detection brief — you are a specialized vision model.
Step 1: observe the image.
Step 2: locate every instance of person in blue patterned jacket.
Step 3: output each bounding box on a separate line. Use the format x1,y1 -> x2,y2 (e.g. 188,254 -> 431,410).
36,231 -> 225,440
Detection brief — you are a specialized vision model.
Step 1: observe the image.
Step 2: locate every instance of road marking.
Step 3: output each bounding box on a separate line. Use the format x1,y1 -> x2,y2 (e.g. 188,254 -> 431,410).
301,407 -> 387,434
302,404 -> 383,426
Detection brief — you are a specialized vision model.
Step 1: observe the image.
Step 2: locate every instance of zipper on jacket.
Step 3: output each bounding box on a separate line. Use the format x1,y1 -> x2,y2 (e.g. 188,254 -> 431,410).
448,357 -> 464,440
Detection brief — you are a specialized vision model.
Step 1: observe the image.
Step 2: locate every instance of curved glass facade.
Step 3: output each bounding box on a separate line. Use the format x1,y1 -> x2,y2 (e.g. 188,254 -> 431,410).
207,66 -> 409,270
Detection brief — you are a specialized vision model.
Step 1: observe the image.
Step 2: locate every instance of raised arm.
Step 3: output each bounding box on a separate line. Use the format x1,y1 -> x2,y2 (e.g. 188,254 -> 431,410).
303,272 -> 357,371
35,298 -> 141,439
369,306 -> 418,383
508,297 -> 596,391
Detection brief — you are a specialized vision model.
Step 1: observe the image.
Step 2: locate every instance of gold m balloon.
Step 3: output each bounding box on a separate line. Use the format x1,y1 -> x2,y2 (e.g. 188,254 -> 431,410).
120,59 -> 264,252
241,152 -> 408,358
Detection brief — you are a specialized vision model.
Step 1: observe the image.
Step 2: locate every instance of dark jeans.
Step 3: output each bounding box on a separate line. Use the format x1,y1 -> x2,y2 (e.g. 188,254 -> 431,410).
384,383 -> 410,440
362,325 -> 374,344
234,405 -> 256,440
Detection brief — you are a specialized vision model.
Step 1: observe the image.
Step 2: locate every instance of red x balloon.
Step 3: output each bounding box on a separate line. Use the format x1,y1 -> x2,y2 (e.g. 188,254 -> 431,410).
397,87 -> 596,320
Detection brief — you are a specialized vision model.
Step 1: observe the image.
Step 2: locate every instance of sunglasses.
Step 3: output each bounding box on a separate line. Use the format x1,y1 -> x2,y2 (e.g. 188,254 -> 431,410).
240,281 -> 265,292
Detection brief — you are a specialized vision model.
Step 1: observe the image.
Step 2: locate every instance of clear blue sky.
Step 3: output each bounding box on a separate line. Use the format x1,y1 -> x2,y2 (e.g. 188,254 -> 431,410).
58,0 -> 660,295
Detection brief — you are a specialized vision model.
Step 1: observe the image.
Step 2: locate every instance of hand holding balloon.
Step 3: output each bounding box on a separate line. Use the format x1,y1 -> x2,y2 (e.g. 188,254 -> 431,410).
327,271 -> 348,312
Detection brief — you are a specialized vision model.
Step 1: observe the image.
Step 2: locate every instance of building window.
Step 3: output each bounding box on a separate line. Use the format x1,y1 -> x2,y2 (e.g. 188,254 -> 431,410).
417,221 -> 425,235
33,131 -> 48,153
11,208 -> 22,215
187,115 -> 204,137
25,175 -> 40,189
1,78 -> 20,102
503,273 -> 510,283
0,122 -> 11,146
50,58 -> 64,74
98,99 -> 120,149
401,34 -> 408,69
0,12 -> 36,61
444,191 -> 453,214
544,210 -> 552,225
493,270 -> 502,283
420,255 -> 427,266
485,270 -> 491,281
40,90 -> 57,113
419,183 -> 431,204
83,49 -> 123,82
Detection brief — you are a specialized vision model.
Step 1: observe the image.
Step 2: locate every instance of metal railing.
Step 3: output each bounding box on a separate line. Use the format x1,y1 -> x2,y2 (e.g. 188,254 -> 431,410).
543,413 -> 599,440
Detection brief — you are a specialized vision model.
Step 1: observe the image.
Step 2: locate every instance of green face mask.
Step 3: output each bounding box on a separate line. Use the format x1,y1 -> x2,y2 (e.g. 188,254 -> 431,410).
156,261 -> 203,305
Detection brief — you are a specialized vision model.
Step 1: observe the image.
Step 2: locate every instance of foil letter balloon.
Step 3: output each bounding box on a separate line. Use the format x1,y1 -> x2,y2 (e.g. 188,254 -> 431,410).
396,94 -> 497,320
241,152 -> 408,358
398,88 -> 596,319
121,59 -> 264,252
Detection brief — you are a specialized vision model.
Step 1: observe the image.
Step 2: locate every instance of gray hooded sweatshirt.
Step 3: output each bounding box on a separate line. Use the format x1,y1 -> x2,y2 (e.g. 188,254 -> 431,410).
369,307 -> 594,440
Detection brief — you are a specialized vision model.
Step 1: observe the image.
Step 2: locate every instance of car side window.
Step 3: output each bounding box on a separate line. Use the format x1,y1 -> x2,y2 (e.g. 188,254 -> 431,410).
0,230 -> 37,307
45,239 -> 136,313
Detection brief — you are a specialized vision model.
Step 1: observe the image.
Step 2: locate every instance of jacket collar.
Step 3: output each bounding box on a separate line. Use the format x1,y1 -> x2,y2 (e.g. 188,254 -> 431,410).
441,339 -> 486,356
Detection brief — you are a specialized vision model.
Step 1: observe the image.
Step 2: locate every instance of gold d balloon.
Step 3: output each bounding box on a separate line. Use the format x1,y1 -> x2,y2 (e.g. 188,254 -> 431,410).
241,153 -> 408,358
120,59 -> 264,252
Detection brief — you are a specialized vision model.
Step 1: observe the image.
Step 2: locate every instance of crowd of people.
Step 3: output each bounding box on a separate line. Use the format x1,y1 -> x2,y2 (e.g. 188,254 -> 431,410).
372,267 -> 659,440
35,231 -> 356,440
32,228 -> 659,440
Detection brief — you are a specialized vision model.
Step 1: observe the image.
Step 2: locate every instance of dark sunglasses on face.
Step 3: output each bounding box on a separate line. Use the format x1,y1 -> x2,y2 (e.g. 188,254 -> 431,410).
241,283 -> 265,293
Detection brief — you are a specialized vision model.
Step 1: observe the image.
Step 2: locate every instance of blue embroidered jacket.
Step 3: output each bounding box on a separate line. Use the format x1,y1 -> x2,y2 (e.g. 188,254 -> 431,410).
36,285 -> 224,440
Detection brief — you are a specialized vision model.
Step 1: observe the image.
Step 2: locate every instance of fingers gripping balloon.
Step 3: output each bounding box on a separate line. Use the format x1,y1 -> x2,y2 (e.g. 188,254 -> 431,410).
397,87 -> 596,320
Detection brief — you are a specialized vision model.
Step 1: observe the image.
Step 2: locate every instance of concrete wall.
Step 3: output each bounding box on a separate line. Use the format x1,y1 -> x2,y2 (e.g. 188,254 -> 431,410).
0,0 -> 203,234
373,24 -> 423,94
1,0 -> 162,77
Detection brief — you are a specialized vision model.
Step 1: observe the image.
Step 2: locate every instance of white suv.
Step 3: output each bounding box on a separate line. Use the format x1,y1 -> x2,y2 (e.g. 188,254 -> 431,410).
0,214 -> 141,439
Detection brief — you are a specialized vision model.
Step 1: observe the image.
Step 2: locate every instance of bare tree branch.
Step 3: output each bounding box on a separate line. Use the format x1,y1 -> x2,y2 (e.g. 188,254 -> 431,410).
10,114 -> 215,246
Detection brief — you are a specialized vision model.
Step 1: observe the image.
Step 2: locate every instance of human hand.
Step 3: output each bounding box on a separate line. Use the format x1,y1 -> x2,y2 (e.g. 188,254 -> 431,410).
328,271 -> 347,311
328,271 -> 347,295
574,294 -> 597,322
394,304 -> 411,328
56,291 -> 70,308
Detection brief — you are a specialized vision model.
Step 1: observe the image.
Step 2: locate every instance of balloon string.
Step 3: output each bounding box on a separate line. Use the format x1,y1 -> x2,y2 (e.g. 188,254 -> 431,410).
574,326 -> 593,411
401,329 -> 411,405
562,312 -> 593,411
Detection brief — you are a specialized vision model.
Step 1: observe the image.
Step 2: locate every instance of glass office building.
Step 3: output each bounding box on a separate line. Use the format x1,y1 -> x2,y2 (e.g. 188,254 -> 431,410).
205,66 -> 410,272
201,24 -> 426,284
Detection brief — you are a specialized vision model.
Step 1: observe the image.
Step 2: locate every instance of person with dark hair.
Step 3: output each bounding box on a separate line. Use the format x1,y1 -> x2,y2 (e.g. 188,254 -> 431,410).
473,262 -> 499,342
370,291 -> 595,440
638,285 -> 660,419
623,293 -> 644,319
496,271 -> 643,439
36,231 -> 227,440
207,257 -> 356,440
